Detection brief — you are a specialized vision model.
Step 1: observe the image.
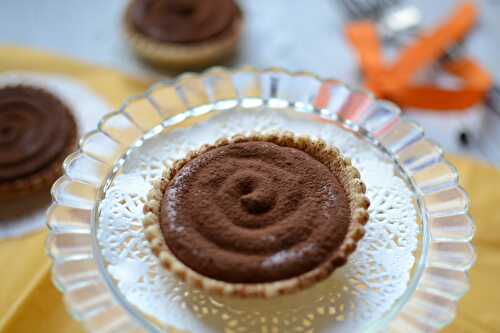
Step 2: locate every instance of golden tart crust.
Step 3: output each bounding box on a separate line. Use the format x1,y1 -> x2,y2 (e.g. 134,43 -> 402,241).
143,133 -> 369,298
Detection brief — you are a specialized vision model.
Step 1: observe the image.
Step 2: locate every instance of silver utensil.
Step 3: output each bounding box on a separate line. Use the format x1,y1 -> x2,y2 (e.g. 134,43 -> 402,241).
339,0 -> 421,42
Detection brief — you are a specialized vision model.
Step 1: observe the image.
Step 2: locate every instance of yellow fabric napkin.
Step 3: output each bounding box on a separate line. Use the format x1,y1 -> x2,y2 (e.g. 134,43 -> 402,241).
444,156 -> 500,333
0,46 -> 498,332
0,46 -> 151,333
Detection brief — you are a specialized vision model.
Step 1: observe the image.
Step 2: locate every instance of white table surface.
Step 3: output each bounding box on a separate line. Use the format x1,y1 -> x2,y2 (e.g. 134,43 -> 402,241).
2,0 -> 500,164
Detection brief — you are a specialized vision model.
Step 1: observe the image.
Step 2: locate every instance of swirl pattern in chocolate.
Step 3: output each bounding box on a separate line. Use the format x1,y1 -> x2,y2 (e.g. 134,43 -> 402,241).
0,86 -> 74,181
128,0 -> 239,43
160,141 -> 351,283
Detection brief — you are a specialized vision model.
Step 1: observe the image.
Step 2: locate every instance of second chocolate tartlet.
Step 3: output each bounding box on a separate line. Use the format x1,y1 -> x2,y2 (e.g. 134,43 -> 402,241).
0,86 -> 78,200
144,133 -> 370,298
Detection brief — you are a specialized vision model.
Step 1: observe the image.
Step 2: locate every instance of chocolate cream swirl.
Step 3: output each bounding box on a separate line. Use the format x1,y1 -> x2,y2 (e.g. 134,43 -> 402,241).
0,86 -> 73,181
128,0 -> 239,43
160,141 -> 352,283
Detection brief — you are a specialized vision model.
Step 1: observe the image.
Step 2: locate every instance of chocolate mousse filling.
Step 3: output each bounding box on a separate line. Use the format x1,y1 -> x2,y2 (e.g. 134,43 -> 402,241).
128,0 -> 240,43
0,86 -> 77,182
159,141 -> 352,284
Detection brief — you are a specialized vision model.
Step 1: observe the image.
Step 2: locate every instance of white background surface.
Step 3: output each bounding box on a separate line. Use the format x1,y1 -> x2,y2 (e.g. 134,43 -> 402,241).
1,0 -> 500,163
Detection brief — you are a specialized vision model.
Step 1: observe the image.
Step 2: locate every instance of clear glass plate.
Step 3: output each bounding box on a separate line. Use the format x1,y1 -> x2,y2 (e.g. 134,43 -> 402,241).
46,67 -> 475,333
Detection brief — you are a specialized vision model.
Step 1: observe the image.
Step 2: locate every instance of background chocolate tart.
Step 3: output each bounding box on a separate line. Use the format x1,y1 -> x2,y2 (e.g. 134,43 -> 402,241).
0,85 -> 78,200
123,0 -> 243,68
143,133 -> 370,298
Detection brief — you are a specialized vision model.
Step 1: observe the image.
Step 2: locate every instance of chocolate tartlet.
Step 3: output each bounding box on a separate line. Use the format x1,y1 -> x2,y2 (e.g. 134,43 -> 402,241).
123,0 -> 243,68
144,133 -> 369,298
0,86 -> 77,199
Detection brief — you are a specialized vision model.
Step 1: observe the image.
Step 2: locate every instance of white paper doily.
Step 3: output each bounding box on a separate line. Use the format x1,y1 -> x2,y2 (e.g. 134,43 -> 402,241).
98,108 -> 418,333
0,72 -> 109,239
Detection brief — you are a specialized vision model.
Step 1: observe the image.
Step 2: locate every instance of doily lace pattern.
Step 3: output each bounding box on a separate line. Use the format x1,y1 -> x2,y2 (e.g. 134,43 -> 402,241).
98,109 -> 417,332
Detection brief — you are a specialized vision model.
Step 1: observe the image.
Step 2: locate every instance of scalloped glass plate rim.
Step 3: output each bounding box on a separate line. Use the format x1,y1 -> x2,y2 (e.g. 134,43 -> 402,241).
46,66 -> 475,333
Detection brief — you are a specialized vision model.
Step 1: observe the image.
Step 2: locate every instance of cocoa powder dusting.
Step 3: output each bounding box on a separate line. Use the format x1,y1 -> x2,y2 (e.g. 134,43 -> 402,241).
160,141 -> 351,283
